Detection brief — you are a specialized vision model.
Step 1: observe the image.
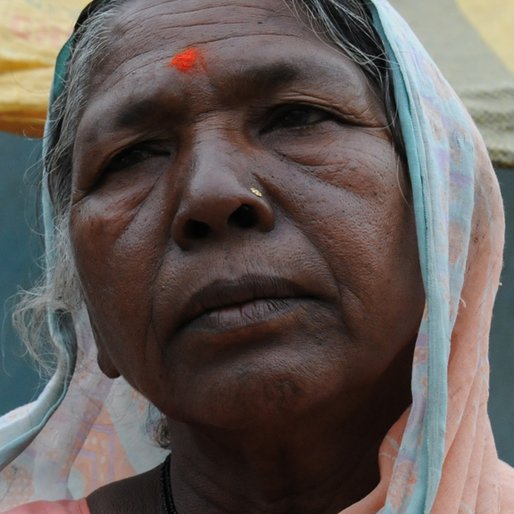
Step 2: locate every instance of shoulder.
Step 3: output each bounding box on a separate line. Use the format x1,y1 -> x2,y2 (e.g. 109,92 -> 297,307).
2,499 -> 90,514
4,465 -> 162,514
499,459 -> 514,512
86,464 -> 162,514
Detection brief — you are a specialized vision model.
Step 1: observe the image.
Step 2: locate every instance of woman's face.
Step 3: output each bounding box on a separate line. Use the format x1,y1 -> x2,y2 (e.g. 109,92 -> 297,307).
70,0 -> 424,429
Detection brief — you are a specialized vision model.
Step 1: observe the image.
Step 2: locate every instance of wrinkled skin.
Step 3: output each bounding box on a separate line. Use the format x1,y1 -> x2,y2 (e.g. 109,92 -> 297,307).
70,0 -> 425,512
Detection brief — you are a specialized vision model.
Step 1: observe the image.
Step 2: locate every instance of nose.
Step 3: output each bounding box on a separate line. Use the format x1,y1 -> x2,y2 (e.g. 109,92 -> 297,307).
171,144 -> 275,250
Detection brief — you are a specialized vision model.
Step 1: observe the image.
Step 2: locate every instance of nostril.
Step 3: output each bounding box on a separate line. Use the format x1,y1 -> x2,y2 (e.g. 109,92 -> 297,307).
180,204 -> 260,242
184,219 -> 211,239
229,204 -> 257,228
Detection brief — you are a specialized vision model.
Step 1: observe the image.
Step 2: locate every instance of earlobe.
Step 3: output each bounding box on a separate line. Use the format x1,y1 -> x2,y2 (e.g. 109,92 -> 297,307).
97,346 -> 121,379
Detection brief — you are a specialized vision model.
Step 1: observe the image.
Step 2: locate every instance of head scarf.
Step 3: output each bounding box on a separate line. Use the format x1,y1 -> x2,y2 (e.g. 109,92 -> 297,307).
1,0 -> 513,512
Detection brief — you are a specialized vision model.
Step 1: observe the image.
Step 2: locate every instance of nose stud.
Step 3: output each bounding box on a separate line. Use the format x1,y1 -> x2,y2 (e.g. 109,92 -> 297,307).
250,187 -> 263,198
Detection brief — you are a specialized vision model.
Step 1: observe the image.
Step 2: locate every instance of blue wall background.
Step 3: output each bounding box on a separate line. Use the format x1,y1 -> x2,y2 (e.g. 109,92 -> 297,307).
1,131 -> 513,465
0,133 -> 43,414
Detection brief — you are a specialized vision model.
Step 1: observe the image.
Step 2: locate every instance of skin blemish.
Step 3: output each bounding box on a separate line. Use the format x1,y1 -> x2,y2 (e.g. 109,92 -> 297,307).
169,47 -> 203,72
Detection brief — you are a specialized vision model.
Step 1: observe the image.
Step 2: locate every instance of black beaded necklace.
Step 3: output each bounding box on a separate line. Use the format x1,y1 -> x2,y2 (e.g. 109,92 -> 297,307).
160,454 -> 178,514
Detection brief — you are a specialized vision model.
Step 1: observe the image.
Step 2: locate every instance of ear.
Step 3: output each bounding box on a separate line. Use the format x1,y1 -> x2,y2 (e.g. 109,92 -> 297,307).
97,345 -> 121,379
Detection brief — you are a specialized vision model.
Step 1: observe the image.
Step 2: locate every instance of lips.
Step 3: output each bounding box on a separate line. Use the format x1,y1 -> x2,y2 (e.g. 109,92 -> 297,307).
174,275 -> 315,333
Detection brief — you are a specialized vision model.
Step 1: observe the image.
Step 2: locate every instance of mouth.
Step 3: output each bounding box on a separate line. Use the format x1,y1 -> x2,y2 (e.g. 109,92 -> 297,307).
175,275 -> 316,334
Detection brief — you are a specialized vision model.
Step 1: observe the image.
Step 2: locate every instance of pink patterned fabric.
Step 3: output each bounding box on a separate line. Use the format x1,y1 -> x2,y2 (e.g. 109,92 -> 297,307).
2,499 -> 90,514
0,309 -> 167,511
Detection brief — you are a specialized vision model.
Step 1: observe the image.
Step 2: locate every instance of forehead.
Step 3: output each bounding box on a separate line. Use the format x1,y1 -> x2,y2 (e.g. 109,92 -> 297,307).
89,0 -> 352,90
109,0 -> 304,46
113,0 -> 297,31
76,0 -> 383,146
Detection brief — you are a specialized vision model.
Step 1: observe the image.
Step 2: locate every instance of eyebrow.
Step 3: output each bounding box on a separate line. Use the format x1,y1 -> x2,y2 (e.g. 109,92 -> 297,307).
114,98 -> 164,129
225,62 -> 301,93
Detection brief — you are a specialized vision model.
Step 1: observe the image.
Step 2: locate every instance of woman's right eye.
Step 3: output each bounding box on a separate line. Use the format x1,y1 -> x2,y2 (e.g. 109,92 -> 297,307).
104,143 -> 171,173
261,104 -> 335,134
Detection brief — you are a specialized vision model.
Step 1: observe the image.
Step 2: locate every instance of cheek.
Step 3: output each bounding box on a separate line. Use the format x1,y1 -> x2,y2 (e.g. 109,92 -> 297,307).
70,166 -> 175,291
69,185 -> 172,388
70,196 -> 155,301
263,129 -> 423,346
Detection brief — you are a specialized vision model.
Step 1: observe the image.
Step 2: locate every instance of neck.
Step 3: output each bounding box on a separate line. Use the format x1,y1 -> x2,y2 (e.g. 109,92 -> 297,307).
168,420 -> 379,514
166,382 -> 409,514
163,343 -> 414,514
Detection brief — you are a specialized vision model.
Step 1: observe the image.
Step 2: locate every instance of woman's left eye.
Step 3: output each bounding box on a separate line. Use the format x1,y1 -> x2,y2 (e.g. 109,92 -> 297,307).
263,105 -> 333,132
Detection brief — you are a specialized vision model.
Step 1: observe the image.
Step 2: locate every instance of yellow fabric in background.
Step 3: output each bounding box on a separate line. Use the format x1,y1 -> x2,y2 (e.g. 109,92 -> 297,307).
0,1 -> 87,137
392,0 -> 514,167
458,0 -> 514,74
0,0 -> 513,165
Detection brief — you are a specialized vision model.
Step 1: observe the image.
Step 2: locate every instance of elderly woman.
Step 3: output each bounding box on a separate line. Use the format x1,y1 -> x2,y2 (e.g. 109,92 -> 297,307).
0,0 -> 513,512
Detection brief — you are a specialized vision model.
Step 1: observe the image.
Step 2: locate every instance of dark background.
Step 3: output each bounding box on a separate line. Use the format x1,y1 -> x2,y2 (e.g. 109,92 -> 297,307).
1,131 -> 513,465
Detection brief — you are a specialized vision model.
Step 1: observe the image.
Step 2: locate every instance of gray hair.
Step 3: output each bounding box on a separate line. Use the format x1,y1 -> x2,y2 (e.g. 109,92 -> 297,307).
14,0 -> 403,446
13,0 -> 126,377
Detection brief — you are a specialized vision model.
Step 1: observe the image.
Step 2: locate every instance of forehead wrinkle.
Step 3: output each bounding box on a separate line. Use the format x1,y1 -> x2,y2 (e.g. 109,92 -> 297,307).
150,6 -> 294,28
156,17 -> 293,30
90,46 -> 161,93
110,19 -> 301,55
118,0 -> 289,21
95,0 -> 311,87
110,0 -> 297,46
112,1 -> 289,42
90,30 -> 307,95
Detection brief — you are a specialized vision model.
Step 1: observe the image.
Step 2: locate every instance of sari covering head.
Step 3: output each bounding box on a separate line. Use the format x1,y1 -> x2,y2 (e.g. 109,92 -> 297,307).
0,0 -> 513,512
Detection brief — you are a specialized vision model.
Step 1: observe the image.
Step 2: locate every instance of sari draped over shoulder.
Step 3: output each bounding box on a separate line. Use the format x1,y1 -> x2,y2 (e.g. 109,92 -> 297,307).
0,1 -> 513,512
